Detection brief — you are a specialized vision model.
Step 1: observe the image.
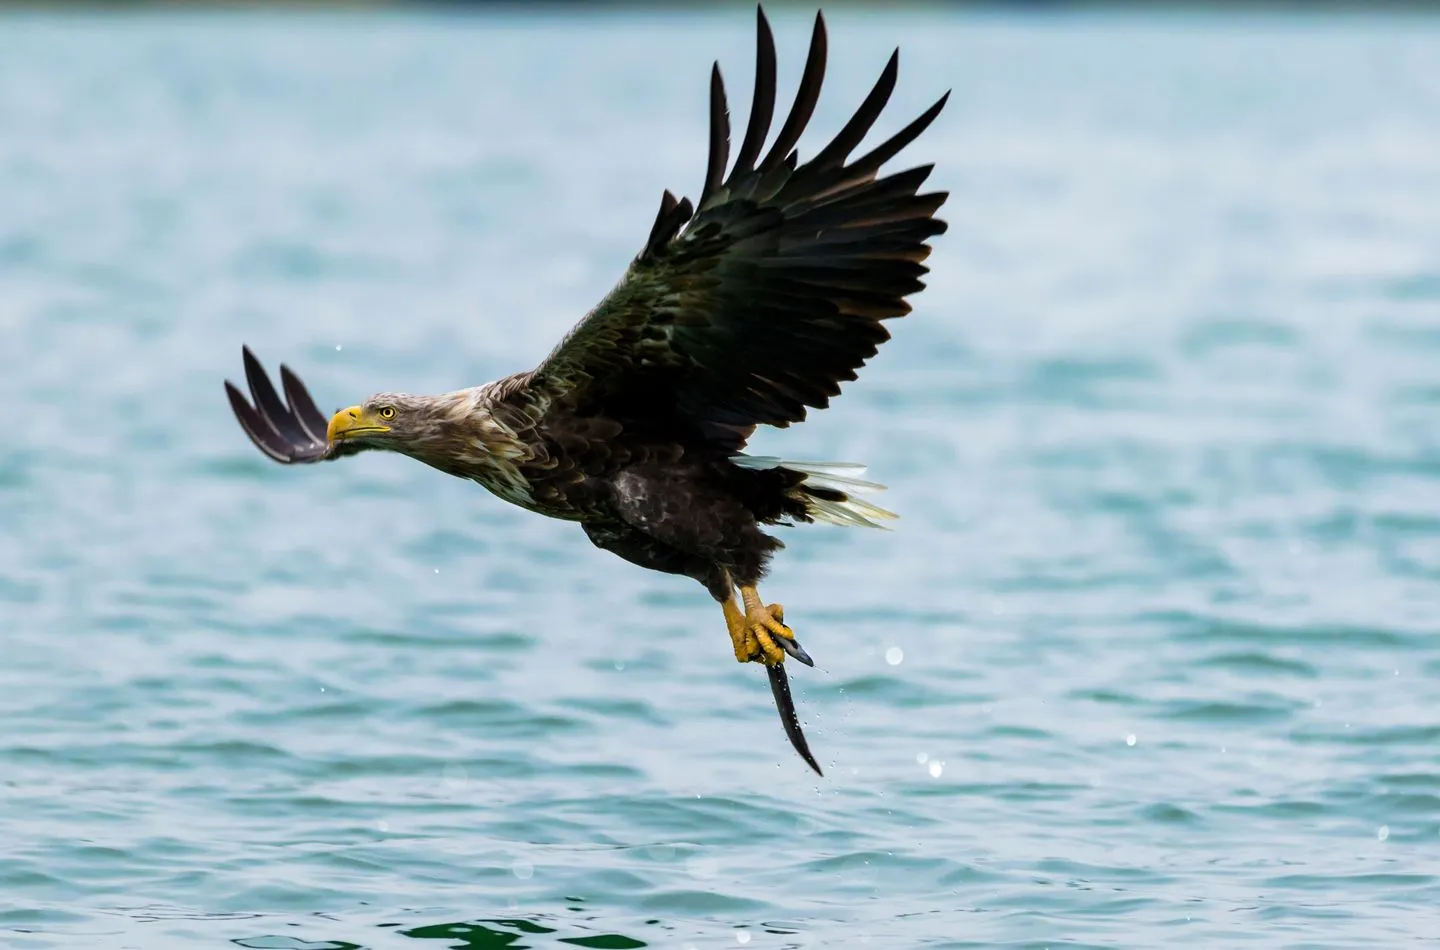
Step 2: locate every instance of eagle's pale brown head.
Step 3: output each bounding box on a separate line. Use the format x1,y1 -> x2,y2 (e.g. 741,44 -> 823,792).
326,393 -> 442,450
325,389 -> 521,482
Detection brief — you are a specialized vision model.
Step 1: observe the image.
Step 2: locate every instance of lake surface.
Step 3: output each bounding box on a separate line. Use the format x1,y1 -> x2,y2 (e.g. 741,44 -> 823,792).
3,7 -> 1440,948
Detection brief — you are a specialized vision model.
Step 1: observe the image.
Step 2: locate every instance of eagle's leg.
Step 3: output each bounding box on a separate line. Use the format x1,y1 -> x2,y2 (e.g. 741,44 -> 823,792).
722,597 -> 757,663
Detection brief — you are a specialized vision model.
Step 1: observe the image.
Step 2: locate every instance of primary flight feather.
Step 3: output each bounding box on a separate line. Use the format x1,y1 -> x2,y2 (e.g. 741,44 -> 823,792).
225,6 -> 948,774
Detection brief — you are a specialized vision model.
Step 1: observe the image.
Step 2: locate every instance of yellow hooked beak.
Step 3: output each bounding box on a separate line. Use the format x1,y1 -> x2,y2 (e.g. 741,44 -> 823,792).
327,405 -> 391,443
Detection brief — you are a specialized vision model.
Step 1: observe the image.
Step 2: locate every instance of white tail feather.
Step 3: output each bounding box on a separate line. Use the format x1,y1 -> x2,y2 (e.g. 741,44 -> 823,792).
732,455 -> 898,529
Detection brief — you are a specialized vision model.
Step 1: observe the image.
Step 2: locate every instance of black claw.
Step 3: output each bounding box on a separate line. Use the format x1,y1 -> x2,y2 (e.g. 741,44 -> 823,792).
767,663 -> 823,776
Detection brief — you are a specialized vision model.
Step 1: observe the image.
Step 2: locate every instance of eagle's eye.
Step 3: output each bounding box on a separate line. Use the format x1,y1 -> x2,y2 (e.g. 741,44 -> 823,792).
378,406 -> 397,421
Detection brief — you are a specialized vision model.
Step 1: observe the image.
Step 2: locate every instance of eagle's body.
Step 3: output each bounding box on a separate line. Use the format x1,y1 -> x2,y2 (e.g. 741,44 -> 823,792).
226,7 -> 947,773
369,374 -> 875,599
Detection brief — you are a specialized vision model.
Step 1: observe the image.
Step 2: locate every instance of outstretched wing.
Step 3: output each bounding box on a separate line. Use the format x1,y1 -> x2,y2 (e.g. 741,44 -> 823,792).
526,7 -> 948,451
225,346 -> 356,464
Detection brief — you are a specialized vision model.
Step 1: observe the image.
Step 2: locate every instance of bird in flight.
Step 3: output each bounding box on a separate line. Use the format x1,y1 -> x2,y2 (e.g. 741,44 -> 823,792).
226,5 -> 948,775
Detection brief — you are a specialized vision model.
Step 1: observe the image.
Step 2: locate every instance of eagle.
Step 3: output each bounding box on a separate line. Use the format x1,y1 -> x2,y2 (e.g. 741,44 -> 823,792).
225,6 -> 947,775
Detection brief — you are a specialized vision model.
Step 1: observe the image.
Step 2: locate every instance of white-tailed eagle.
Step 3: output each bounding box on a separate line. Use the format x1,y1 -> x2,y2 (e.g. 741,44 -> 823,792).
226,6 -> 948,774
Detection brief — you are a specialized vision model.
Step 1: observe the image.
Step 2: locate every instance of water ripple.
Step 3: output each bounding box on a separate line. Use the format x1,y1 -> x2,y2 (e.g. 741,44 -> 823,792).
4,8 -> 1440,950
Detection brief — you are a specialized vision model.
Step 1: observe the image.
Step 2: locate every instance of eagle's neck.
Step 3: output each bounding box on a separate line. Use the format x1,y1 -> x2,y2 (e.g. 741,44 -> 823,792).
403,386 -> 536,504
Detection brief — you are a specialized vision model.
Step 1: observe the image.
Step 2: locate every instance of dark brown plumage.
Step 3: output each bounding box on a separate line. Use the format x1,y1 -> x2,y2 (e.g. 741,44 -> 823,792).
225,6 -> 948,775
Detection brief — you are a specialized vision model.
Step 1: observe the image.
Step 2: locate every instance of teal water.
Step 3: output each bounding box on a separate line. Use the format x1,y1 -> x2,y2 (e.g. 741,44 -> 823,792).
4,8 -> 1440,948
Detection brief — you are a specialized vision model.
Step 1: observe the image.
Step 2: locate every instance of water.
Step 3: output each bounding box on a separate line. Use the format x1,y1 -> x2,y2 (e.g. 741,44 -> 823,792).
3,7 -> 1440,947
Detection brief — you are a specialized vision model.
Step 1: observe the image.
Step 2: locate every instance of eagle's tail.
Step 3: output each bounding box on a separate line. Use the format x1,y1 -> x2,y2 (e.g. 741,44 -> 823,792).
732,456 -> 898,529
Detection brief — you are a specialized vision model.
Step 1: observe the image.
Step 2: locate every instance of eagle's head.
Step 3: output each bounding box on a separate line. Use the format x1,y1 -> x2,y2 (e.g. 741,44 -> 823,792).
326,393 -> 450,454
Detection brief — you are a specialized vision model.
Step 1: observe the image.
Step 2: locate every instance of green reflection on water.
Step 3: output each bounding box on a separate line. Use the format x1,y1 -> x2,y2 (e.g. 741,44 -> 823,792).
235,917 -> 648,950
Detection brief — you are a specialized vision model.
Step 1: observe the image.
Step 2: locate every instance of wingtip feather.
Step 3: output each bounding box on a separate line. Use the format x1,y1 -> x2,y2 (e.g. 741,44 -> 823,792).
758,6 -> 827,174
732,1 -> 778,180
701,63 -> 731,205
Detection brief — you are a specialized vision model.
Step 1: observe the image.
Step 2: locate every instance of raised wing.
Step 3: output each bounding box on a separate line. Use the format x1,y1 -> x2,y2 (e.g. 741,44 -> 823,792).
527,7 -> 948,451
225,346 -> 350,464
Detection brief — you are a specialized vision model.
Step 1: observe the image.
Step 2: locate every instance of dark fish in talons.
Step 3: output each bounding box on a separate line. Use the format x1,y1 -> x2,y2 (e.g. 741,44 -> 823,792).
768,663 -> 822,776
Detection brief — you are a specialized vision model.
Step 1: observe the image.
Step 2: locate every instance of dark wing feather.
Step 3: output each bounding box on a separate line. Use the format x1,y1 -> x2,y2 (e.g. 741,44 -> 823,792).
730,9 -> 776,185
225,346 -> 355,463
527,7 -> 948,451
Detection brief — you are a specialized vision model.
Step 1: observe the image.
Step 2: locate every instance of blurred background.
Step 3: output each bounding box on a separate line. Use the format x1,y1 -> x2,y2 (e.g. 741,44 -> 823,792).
2,2 -> 1439,948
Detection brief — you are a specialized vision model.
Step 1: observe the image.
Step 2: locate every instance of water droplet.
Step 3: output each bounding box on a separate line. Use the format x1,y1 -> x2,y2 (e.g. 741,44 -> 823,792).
376,819 -> 389,833
1378,825 -> 1390,842
736,931 -> 751,945
916,752 -> 928,764
614,661 -> 625,671
842,854 -> 879,887
885,647 -> 904,666
335,344 -> 343,351
1125,734 -> 1137,747
434,568 -> 440,574
512,859 -> 534,879
928,760 -> 943,778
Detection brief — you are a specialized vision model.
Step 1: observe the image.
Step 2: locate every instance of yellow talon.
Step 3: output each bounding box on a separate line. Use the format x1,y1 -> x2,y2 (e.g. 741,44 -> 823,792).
722,587 -> 810,666
741,585 -> 795,667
